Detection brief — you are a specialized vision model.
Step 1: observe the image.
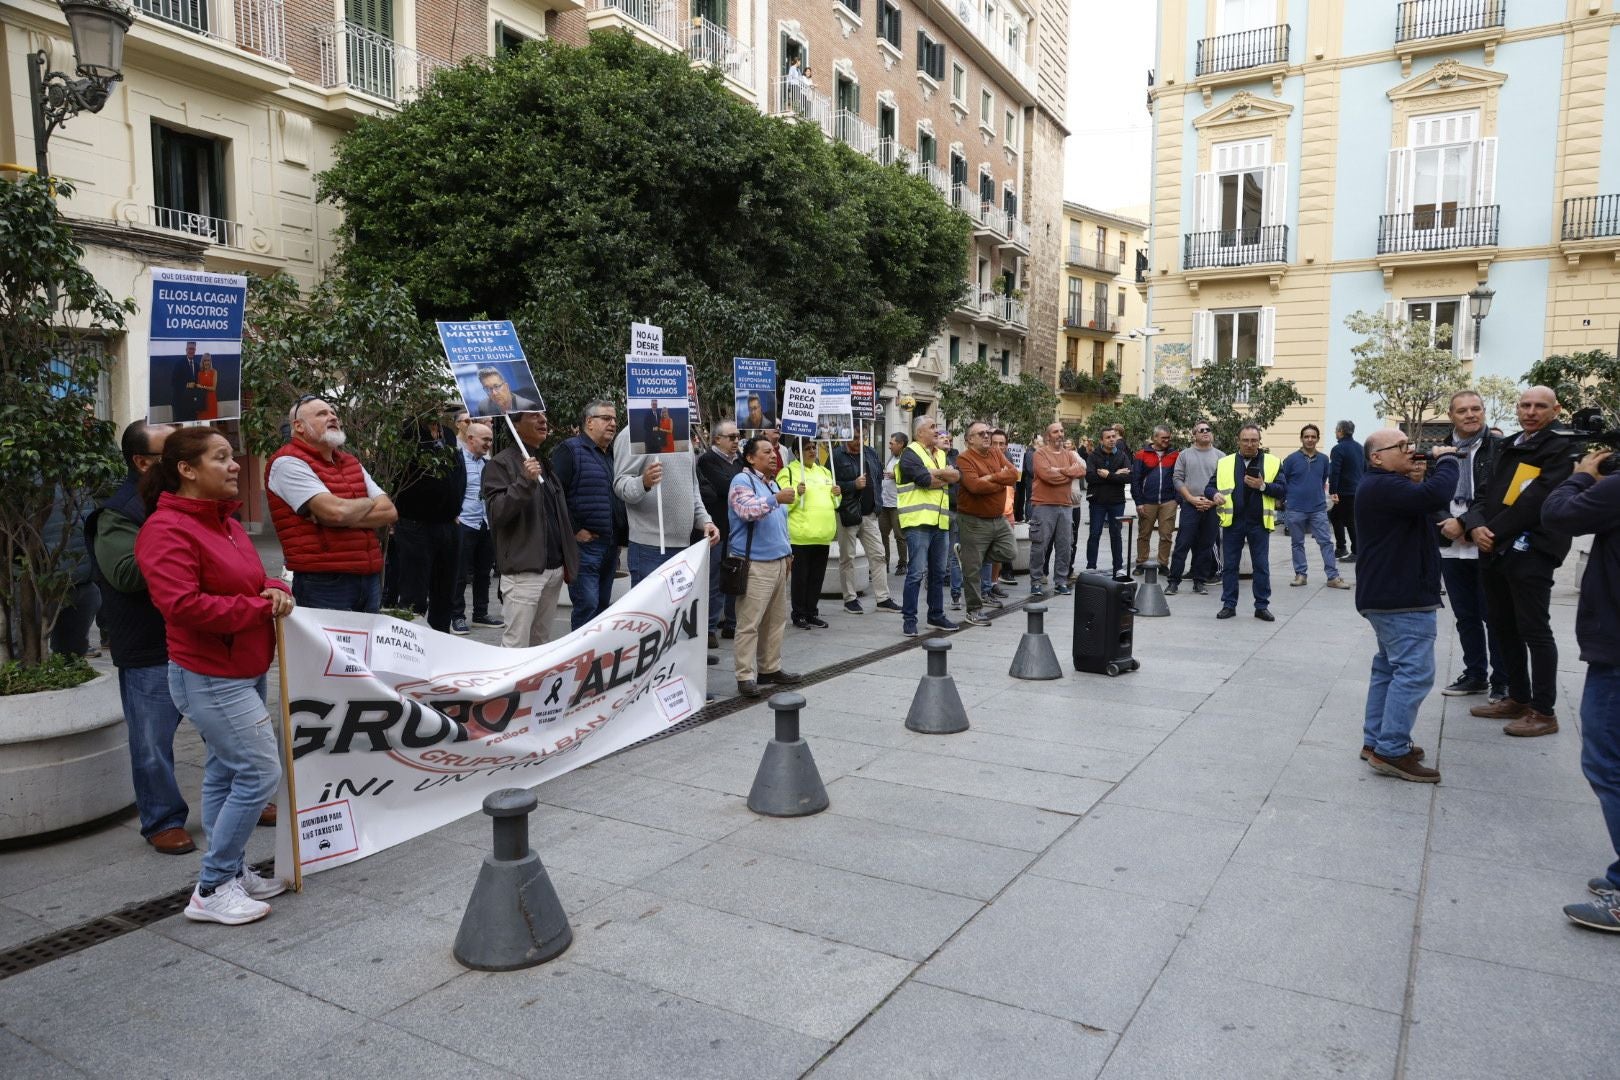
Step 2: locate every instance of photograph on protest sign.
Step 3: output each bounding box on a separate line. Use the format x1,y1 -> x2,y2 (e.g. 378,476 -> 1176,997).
437,321 -> 545,418
147,268 -> 247,424
626,358 -> 691,454
807,375 -> 854,441
844,370 -> 877,422
780,379 -> 821,439
733,357 -> 778,430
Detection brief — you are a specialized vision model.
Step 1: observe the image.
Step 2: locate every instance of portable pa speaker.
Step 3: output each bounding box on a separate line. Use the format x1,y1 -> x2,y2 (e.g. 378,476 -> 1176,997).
1072,571 -> 1141,677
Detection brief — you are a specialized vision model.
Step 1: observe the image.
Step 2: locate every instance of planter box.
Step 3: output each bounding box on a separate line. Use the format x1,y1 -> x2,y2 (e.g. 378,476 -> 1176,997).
0,672 -> 133,843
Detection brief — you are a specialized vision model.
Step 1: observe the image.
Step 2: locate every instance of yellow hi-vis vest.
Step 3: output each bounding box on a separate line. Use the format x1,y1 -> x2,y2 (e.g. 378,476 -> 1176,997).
894,441 -> 951,530
1214,452 -> 1281,530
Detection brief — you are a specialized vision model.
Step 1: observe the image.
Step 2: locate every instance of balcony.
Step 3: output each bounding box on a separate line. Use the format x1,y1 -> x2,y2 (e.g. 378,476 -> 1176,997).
1060,366 -> 1121,397
1067,245 -> 1121,275
587,0 -> 680,48
951,184 -> 985,228
940,0 -> 1035,98
317,21 -> 451,103
1063,306 -> 1118,334
955,279 -> 982,316
833,110 -> 879,157
1193,24 -> 1289,101
687,17 -> 752,91
1001,214 -> 1030,252
149,204 -> 244,249
1376,206 -> 1499,254
1183,225 -> 1289,270
124,0 -> 288,79
910,160 -> 952,201
996,296 -> 1028,330
1558,195 -> 1620,267
980,202 -> 1008,239
1395,1 -> 1506,73
771,78 -> 835,138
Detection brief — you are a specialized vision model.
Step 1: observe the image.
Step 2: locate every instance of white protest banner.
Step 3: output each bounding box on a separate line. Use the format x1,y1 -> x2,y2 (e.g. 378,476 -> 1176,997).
807,376 -> 853,442
273,544 -> 709,882
148,268 -> 247,424
780,380 -> 820,439
1007,444 -> 1027,472
630,321 -> 664,357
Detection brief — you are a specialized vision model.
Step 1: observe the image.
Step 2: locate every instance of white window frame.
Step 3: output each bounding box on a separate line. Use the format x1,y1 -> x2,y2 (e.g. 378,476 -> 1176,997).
1003,108 -> 1017,148
1217,0 -> 1274,36
980,88 -> 994,130
1191,306 -> 1276,368
1385,109 -> 1496,235
950,62 -> 966,106
1193,137 -> 1286,256
1392,296 -> 1476,360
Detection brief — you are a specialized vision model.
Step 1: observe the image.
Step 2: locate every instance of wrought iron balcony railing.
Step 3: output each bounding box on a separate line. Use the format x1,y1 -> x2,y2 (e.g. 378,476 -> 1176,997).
1183,225 -> 1289,269
687,17 -> 752,86
1067,245 -> 1121,274
317,21 -> 450,101
1064,305 -> 1118,333
1376,205 -> 1499,254
1195,24 -> 1289,77
1395,0 -> 1505,44
1562,195 -> 1620,242
149,204 -> 243,248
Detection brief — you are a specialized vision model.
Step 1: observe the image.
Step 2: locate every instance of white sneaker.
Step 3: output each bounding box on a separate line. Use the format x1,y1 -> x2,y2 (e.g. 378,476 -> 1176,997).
237,866 -> 287,901
184,877 -> 270,925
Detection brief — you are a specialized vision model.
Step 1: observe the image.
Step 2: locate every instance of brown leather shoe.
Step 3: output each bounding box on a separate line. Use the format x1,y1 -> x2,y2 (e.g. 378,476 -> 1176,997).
258,803 -> 277,827
1504,709 -> 1558,737
1362,744 -> 1424,762
148,827 -> 196,855
1367,750 -> 1441,783
1470,698 -> 1529,720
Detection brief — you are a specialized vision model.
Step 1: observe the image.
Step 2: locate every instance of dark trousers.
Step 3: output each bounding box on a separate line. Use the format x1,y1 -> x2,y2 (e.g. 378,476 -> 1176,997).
1331,494 -> 1357,555
790,543 -> 830,620
1439,557 -> 1505,689
1086,503 -> 1125,573
1581,663 -> 1620,891
50,580 -> 101,656
292,571 -> 382,613
708,544 -> 737,631
1169,504 -> 1219,585
1220,520 -> 1272,611
1482,550 -> 1559,714
392,519 -> 460,632
453,522 -> 496,621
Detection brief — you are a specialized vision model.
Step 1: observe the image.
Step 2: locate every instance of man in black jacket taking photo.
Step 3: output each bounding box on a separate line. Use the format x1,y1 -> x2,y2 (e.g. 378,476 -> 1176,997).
1460,386 -> 1573,737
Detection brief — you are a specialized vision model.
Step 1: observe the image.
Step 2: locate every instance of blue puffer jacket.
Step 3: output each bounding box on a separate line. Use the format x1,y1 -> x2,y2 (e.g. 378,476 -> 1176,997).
550,434 -> 618,538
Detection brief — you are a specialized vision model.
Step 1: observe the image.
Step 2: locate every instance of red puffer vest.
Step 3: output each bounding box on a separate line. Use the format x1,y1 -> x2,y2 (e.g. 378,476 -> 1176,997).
265,440 -> 383,574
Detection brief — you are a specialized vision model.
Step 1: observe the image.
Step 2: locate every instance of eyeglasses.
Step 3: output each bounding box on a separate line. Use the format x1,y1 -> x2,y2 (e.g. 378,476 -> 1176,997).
968,429 -> 990,439
1194,427 -> 1211,434
716,432 -> 740,440
1372,441 -> 1410,455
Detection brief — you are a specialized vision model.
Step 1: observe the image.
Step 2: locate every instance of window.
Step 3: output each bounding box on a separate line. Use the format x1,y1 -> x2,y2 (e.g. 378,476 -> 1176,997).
878,1 -> 901,48
1093,282 -> 1108,322
494,21 -> 531,55
1095,226 -> 1107,254
1118,239 -> 1127,263
693,0 -> 726,23
917,128 -> 936,165
1191,307 -> 1277,367
1387,110 -> 1496,229
916,31 -> 945,81
1402,296 -> 1476,358
977,342 -> 988,365
951,151 -> 968,187
1117,288 -> 1126,316
979,169 -> 995,208
780,33 -> 808,77
1193,137 -> 1287,248
951,62 -> 966,104
877,102 -> 898,164
1000,349 -> 1010,377
1067,276 -> 1082,322
344,0 -> 396,97
839,0 -> 861,18
949,335 -> 961,367
151,123 -> 229,242
138,0 -> 207,33
1004,109 -> 1017,148
1003,186 -> 1017,216
1218,0 -> 1271,35
1091,341 -> 1105,377
1066,337 -> 1080,370
980,89 -> 994,128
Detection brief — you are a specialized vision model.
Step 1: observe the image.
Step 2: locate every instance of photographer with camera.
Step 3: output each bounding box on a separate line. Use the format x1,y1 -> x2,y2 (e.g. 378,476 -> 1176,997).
1543,446 -> 1620,930
1460,386 -> 1574,737
1434,390 -> 1508,701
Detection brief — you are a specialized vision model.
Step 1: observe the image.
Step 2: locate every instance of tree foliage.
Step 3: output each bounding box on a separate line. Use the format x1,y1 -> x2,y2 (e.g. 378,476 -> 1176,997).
1521,350 -> 1620,422
240,273 -> 454,498
318,32 -> 971,430
936,364 -> 1059,443
1472,374 -> 1521,430
1078,356 -> 1308,450
0,177 -> 130,666
1346,309 -> 1467,438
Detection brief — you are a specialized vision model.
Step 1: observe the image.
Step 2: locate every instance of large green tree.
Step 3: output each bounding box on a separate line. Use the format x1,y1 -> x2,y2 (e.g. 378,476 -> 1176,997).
1522,350 -> 1620,422
936,364 -> 1058,444
1079,356 -> 1307,450
319,32 -> 971,428
1346,308 -> 1466,439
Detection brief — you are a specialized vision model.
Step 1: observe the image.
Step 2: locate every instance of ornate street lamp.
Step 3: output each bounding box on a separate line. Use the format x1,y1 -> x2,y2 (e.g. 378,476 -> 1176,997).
27,0 -> 135,180
1468,285 -> 1495,351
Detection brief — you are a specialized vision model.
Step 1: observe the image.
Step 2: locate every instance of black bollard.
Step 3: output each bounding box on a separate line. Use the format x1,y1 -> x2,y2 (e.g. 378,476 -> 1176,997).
904,639 -> 970,734
453,788 -> 572,971
1134,560 -> 1171,618
1009,603 -> 1063,680
747,693 -> 830,817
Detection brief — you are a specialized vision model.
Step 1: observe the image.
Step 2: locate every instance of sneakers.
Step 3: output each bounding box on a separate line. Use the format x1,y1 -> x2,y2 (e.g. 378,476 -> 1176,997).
1487,685 -> 1507,703
964,610 -> 992,627
1029,586 -> 1046,599
1470,698 -> 1529,720
1325,578 -> 1351,590
1504,709 -> 1558,737
1192,581 -> 1208,595
721,627 -> 736,640
1589,877 -> 1620,900
449,617 -> 471,636
792,616 -> 810,630
950,591 -> 963,610
1441,677 -> 1488,697
980,596 -> 1004,609
1340,552 -> 1356,563
238,866 -> 288,901
1053,584 -> 1073,596
1163,583 -> 1179,596
471,614 -> 505,628
804,616 -> 829,629
988,585 -> 1009,600
926,616 -> 960,632
1290,574 -> 1307,587
844,600 -> 865,615
708,631 -> 720,649
902,621 -> 919,637
1361,743 -> 1425,762
185,878 -> 270,925
1563,899 -> 1620,933
1216,607 -> 1236,619
1367,750 -> 1441,783
875,599 -> 903,613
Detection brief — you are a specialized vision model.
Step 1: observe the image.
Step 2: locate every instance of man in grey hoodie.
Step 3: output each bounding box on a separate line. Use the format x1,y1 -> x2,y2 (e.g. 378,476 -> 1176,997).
613,427 -> 720,584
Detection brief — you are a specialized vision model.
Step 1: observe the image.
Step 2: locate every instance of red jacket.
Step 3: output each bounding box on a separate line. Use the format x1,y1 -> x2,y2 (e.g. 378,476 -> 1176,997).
135,493 -> 290,678
266,440 -> 383,575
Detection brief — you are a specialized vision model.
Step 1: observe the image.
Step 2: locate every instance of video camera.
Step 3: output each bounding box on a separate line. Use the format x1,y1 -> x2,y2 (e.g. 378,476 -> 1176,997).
1552,408 -> 1620,476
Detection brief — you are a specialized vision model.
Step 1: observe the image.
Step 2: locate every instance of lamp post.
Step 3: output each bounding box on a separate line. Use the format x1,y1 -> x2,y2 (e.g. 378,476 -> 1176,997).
26,0 -> 134,180
1468,285 -> 1495,353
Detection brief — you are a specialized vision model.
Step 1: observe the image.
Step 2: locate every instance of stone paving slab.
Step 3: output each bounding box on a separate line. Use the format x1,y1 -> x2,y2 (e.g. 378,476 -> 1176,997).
819,774 -> 1074,852
1029,802 -> 1247,905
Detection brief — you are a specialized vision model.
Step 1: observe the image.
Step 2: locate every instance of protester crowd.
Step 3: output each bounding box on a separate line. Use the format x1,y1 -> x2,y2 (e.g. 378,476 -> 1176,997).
79,384 -> 1620,933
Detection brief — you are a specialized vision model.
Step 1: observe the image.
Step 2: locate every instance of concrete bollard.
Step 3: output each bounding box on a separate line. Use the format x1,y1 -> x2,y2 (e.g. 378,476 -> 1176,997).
904,639 -> 970,734
1009,603 -> 1063,680
453,788 -> 572,972
1134,560 -> 1171,618
747,693 -> 830,817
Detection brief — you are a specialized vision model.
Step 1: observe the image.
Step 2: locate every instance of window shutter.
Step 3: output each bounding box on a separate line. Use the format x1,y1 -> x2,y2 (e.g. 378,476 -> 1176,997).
1191,310 -> 1214,368
917,30 -> 926,70
1193,171 -> 1217,231
933,43 -> 944,78
1262,162 -> 1288,228
1385,148 -> 1412,215
1473,137 -> 1497,207
1258,306 -> 1277,367
895,8 -> 903,44
1383,299 -> 1400,323
1454,293 -> 1475,359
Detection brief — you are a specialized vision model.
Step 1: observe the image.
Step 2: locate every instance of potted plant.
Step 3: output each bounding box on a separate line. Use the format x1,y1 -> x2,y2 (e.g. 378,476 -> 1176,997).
0,176 -> 134,843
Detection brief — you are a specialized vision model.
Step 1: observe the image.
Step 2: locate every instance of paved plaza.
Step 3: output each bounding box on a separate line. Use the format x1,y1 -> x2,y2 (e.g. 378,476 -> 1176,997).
1,544 -> 1616,1079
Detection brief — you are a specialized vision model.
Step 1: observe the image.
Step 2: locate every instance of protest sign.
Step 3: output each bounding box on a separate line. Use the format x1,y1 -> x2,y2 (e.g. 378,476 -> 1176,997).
147,268 -> 247,424
273,544 -> 709,883
437,321 -> 544,419
844,371 -> 876,422
685,363 -> 702,430
626,358 -> 690,454
780,380 -> 820,439
807,376 -> 854,442
630,321 -> 664,358
733,357 -> 778,431
1007,444 -> 1027,472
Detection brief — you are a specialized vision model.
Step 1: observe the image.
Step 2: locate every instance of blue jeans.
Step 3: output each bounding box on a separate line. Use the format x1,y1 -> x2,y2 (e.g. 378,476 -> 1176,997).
1169,503 -> 1218,585
903,526 -> 949,625
1439,557 -> 1504,688
707,543 -> 737,631
1220,520 -> 1273,610
1581,663 -> 1620,890
120,663 -> 188,838
1361,610 -> 1437,760
167,666 -> 279,891
1086,503 -> 1125,574
1285,508 -> 1339,580
292,571 -> 381,614
628,541 -> 675,586
570,537 -> 620,629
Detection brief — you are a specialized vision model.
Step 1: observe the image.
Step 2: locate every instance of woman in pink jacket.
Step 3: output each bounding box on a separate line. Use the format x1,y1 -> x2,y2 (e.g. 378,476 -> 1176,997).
136,427 -> 294,926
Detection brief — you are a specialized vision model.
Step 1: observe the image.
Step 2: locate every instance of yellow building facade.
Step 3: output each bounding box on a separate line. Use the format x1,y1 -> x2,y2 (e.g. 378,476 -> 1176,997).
1057,201 -> 1147,422
1146,0 -> 1620,439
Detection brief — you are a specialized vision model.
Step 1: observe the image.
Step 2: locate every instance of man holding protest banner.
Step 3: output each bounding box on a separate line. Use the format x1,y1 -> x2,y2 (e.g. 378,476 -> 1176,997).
266,396 -> 397,613
613,428 -> 719,584
484,410 -> 578,647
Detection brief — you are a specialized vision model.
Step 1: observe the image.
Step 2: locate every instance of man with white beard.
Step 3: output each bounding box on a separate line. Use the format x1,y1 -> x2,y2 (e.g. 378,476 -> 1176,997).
266,395 -> 398,612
